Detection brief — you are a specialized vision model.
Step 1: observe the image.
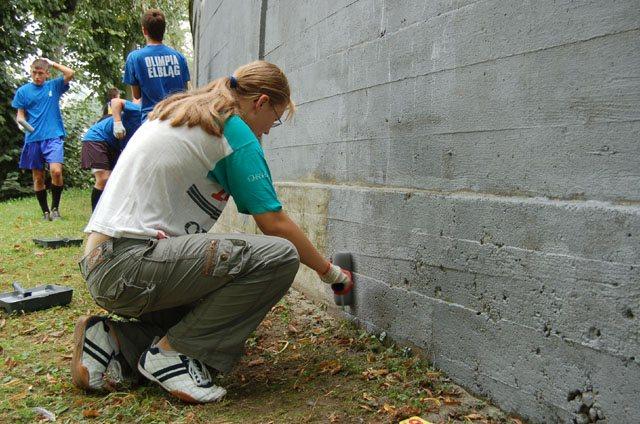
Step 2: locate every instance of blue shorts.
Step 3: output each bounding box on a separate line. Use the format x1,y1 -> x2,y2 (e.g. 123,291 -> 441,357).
19,137 -> 65,170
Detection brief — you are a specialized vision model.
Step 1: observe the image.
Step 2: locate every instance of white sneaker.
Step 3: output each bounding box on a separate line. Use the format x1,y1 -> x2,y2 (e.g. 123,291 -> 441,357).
71,316 -> 121,391
137,343 -> 226,403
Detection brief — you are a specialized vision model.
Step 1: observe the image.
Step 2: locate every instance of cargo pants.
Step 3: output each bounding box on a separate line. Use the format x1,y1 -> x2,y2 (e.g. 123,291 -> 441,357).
78,233 -> 300,374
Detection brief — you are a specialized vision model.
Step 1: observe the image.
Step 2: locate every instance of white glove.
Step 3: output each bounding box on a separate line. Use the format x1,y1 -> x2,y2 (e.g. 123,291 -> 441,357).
319,263 -> 353,294
113,121 -> 126,139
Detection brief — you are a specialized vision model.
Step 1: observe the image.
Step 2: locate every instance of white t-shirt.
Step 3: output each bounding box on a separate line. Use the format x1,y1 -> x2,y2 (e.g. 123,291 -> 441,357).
85,118 -> 232,239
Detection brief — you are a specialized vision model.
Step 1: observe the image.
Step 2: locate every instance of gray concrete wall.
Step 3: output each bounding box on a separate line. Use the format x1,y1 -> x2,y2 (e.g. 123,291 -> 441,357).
191,1 -> 640,422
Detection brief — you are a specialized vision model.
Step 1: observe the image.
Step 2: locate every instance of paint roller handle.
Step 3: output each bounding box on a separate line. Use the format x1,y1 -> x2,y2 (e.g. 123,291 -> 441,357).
12,281 -> 31,297
12,281 -> 24,294
331,268 -> 353,295
16,118 -> 35,133
319,263 -> 353,294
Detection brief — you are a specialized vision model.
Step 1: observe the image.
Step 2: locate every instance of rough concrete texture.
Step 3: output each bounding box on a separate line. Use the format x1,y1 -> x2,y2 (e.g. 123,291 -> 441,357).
193,1 -> 640,423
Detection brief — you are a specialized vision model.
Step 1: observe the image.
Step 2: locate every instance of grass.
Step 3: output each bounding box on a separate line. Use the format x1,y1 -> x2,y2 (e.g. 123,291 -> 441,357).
0,188 -> 519,423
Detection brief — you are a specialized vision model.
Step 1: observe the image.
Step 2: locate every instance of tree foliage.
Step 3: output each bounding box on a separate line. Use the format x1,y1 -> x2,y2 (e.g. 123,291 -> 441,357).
0,0 -> 190,200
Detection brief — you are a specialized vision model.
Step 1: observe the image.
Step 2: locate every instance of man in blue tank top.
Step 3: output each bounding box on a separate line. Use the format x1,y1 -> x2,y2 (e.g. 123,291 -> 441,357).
123,8 -> 190,122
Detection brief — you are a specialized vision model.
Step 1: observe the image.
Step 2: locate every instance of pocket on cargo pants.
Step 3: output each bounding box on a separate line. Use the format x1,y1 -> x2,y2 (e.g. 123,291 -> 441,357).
201,238 -> 249,278
92,276 -> 155,318
81,240 -> 155,318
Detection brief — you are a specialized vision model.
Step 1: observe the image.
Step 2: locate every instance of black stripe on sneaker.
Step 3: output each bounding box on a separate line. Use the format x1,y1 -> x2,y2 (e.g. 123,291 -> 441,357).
152,363 -> 185,378
83,345 -> 110,367
196,380 -> 214,388
85,338 -> 111,361
158,369 -> 189,383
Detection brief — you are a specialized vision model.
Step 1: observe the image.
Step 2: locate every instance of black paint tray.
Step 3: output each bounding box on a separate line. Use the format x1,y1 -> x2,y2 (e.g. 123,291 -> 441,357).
0,282 -> 73,313
33,237 -> 83,249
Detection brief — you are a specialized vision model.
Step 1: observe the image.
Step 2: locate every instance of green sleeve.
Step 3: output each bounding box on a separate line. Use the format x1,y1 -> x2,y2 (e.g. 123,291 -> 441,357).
209,143 -> 282,215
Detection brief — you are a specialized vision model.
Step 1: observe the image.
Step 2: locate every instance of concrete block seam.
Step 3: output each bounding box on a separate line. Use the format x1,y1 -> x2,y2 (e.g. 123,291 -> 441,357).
274,181 -> 640,212
291,27 -> 639,109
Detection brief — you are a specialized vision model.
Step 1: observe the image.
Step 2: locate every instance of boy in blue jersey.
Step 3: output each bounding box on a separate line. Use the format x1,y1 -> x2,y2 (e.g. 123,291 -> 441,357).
12,58 -> 74,221
123,8 -> 190,122
81,98 -> 142,210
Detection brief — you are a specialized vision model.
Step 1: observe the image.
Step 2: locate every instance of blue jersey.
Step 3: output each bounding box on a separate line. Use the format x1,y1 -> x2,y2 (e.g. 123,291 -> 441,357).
11,77 -> 69,143
82,101 -> 142,151
123,44 -> 190,121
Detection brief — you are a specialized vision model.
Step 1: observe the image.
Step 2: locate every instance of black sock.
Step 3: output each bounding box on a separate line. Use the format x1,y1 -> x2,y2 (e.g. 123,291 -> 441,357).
51,184 -> 63,210
91,187 -> 103,211
35,189 -> 49,213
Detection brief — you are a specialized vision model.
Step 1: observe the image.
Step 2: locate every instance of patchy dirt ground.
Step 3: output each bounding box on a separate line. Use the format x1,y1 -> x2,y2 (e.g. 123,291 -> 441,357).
0,191 -> 524,423
211,289 -> 522,424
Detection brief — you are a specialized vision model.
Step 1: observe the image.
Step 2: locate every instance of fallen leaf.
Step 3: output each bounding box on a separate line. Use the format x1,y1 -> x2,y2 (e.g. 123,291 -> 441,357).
4,358 -> 18,369
10,391 -> 29,401
328,412 -> 342,423
362,392 -> 376,402
34,251 -> 45,258
287,324 -> 299,334
20,327 -> 37,335
464,413 -> 484,420
442,396 -> 461,405
83,409 -> 100,418
318,360 -> 342,375
362,368 -> 389,380
248,358 -> 265,367
420,397 -> 441,407
3,378 -> 21,387
382,403 -> 396,413
50,330 -> 65,338
385,372 -> 403,382
271,305 -> 285,313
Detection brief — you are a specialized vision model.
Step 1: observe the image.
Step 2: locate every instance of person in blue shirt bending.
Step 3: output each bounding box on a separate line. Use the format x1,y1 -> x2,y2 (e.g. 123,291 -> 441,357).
123,8 -> 190,122
11,58 -> 74,221
81,98 -> 142,211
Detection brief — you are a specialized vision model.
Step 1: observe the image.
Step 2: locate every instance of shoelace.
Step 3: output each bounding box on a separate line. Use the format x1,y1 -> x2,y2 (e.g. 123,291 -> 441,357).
104,354 -> 122,384
184,356 -> 212,387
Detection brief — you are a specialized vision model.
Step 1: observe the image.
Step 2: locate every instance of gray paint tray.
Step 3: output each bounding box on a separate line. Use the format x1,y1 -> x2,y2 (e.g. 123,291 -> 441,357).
0,282 -> 73,313
33,237 -> 83,249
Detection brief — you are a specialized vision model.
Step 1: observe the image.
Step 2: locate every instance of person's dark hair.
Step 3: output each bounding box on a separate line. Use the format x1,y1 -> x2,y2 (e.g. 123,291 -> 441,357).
101,87 -> 121,116
105,87 -> 120,102
142,9 -> 166,42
